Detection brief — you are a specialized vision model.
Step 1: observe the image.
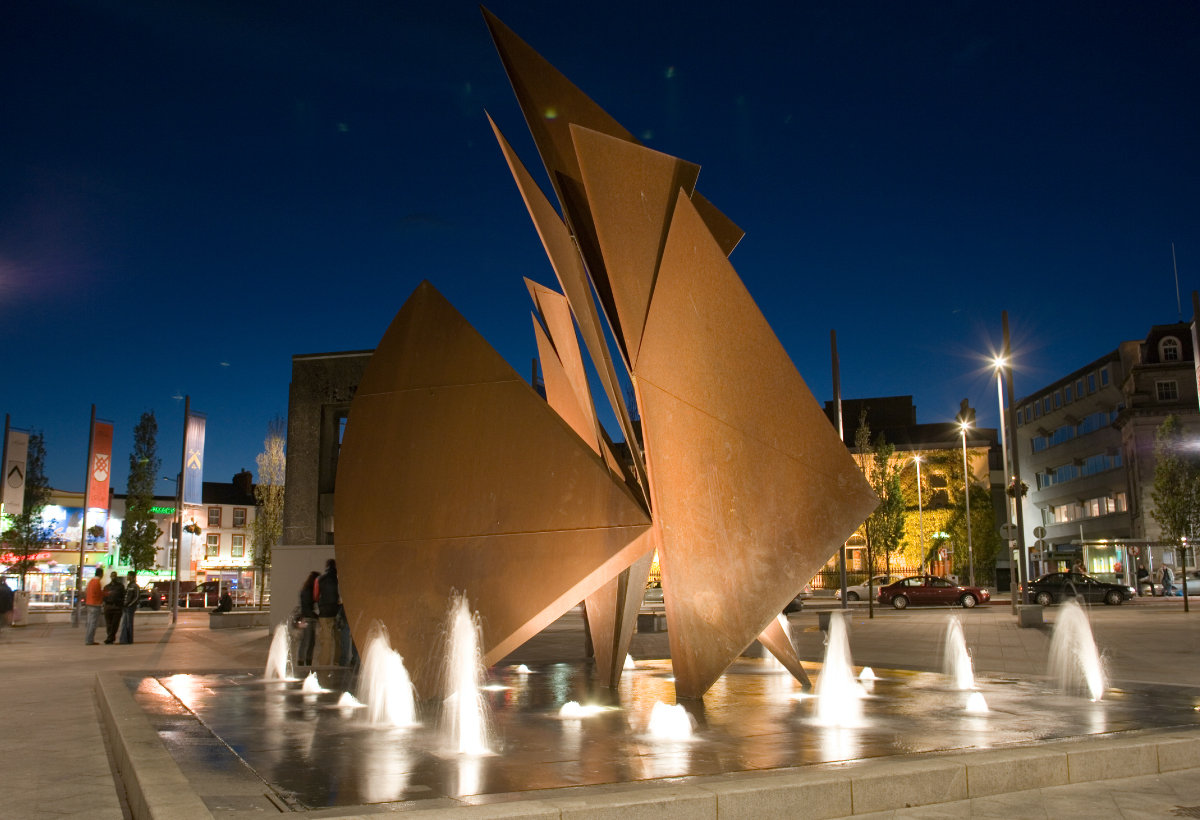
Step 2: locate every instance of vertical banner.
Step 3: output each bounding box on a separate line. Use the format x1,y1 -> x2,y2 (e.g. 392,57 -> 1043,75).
183,412 -> 206,506
87,421 -> 114,510
3,428 -> 29,515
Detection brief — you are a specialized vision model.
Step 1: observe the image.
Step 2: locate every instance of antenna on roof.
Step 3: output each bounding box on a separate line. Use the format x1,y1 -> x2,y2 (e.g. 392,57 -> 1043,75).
1173,242 -> 1182,322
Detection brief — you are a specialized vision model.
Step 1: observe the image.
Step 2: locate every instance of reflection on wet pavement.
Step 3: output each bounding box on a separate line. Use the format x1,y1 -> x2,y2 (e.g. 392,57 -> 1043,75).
128,658 -> 1200,810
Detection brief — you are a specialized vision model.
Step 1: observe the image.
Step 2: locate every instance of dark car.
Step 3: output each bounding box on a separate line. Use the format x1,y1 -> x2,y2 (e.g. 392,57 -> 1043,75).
877,575 -> 991,609
783,584 -> 813,613
138,586 -> 166,610
1025,572 -> 1134,607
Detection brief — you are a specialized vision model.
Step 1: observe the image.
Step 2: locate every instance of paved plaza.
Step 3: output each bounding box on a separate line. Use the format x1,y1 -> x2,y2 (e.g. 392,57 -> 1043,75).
0,599 -> 1196,819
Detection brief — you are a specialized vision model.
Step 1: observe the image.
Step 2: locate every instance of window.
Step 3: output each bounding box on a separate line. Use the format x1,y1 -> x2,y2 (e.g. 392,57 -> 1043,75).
1076,378 -> 1084,398
1087,373 -> 1096,393
1065,385 -> 1073,403
232,508 -> 246,528
1024,406 -> 1032,423
1114,492 -> 1127,512
208,507 -> 221,527
928,474 -> 947,488
931,578 -> 954,588
901,577 -> 923,587
1043,397 -> 1051,414
1158,380 -> 1179,401
1161,337 -> 1181,362
231,535 -> 244,558
206,534 -> 220,558
1100,367 -> 1109,386
1054,391 -> 1062,409
1034,402 -> 1042,419
1083,498 -> 1100,518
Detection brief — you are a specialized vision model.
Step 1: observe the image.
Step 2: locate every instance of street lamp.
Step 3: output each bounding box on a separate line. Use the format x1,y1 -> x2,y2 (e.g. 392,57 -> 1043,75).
960,421 -> 976,587
914,455 -> 927,572
993,357 -> 1018,612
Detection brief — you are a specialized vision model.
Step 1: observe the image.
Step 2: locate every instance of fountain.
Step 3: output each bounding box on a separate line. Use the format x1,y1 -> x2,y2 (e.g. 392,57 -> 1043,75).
647,701 -> 694,740
943,616 -> 976,690
624,654 -> 636,670
858,667 -> 876,681
815,611 -> 865,727
357,625 -> 417,727
965,692 -> 989,714
338,692 -> 365,708
515,664 -> 532,674
265,624 -> 292,680
1048,601 -> 1106,701
442,593 -> 493,755
559,701 -> 606,718
302,672 -> 325,693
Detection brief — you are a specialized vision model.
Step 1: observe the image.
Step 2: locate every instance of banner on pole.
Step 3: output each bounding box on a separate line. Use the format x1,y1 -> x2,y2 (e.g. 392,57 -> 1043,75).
3,429 -> 29,516
87,420 -> 114,510
183,412 -> 206,506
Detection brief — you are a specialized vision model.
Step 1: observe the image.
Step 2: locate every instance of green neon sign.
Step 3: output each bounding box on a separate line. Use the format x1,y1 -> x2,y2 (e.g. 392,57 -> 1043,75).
150,506 -> 176,515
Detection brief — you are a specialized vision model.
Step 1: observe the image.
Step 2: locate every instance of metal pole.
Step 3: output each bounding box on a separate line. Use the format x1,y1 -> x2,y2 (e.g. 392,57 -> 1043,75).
996,366 -> 1017,613
962,427 -> 975,587
916,456 -> 926,571
1002,312 -> 1030,605
74,404 -> 95,628
1,414 -> 9,520
832,330 -> 848,609
173,396 -> 189,625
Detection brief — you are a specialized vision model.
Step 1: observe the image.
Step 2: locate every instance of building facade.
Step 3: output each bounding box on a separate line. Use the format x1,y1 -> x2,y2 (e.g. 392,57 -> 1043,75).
1014,323 -> 1200,582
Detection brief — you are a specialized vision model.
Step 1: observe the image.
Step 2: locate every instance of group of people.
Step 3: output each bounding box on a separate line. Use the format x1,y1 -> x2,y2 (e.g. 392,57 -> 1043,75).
295,559 -> 356,667
82,567 -> 140,644
1136,563 -> 1186,597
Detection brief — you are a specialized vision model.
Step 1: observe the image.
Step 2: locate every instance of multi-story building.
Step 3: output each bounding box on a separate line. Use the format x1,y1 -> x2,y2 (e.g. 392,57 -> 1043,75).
191,471 -> 259,602
1015,323 -> 1200,582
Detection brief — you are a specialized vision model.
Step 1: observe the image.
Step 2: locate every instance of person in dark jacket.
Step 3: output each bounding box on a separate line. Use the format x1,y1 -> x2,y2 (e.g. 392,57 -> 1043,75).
297,571 -> 319,666
314,559 -> 340,665
0,581 -> 14,636
119,572 -> 139,644
102,575 -> 125,644
211,585 -> 233,614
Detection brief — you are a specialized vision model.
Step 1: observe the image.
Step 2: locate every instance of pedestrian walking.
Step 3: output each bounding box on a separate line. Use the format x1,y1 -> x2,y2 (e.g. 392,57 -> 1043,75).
118,571 -> 139,644
84,567 -> 105,644
314,559 -> 340,666
102,574 -> 125,644
297,571 -> 319,666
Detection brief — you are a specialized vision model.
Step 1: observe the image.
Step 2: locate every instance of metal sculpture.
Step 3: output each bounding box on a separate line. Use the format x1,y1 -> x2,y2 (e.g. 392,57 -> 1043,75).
336,9 -> 877,699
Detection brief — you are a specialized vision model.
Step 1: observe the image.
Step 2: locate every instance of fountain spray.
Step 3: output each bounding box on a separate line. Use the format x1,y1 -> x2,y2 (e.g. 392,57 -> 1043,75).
1048,600 -> 1106,701
943,616 -> 976,690
442,592 -> 494,754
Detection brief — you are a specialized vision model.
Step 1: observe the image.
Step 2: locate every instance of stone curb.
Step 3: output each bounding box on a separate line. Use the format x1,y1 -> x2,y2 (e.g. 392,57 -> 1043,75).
94,672 -> 217,820
95,673 -> 1199,820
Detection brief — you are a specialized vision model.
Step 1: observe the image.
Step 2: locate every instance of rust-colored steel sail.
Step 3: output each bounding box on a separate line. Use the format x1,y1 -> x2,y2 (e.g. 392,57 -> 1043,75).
635,192 -> 878,698
335,281 -> 652,695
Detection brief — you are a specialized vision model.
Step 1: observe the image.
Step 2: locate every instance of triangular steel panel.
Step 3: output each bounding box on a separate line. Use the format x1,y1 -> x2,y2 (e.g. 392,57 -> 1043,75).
636,194 -> 877,698
571,124 -> 701,366
336,281 -> 651,693
690,190 -> 744,257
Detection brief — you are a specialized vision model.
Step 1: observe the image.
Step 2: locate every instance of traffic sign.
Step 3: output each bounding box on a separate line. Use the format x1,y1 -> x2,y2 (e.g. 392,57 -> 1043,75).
1033,526 -> 1046,539
1033,539 -> 1048,552
1000,523 -> 1018,540
939,547 -> 948,560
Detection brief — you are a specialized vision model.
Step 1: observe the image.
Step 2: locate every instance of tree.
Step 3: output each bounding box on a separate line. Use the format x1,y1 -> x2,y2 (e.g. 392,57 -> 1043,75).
117,412 -> 162,572
251,416 -> 286,606
2,432 -> 53,590
852,410 -> 906,616
1151,415 -> 1198,608
942,448 -> 1003,586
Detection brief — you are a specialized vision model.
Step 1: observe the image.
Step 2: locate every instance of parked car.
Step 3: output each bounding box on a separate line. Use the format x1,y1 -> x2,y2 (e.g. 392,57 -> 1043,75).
877,575 -> 991,609
835,575 -> 901,602
147,580 -> 224,608
783,584 -> 814,613
1026,572 -> 1134,606
138,586 -> 166,610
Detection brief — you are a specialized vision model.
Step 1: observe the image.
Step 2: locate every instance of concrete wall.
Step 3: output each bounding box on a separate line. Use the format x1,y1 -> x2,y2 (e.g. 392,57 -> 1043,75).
282,351 -> 372,547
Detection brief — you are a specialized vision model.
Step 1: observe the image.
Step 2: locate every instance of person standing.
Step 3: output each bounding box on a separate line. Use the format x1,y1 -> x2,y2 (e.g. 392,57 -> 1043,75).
119,571 -> 139,644
102,573 -> 125,644
297,571 -> 319,666
0,580 -> 14,637
1162,564 -> 1177,597
1136,564 -> 1149,597
314,559 -> 340,666
84,567 -> 105,645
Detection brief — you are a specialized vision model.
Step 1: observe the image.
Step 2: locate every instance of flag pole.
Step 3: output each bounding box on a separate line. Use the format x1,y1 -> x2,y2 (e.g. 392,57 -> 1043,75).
1,414 -> 9,520
74,404 -> 96,628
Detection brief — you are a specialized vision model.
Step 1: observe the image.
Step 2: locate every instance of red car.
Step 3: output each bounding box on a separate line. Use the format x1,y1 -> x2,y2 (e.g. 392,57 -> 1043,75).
877,575 -> 991,609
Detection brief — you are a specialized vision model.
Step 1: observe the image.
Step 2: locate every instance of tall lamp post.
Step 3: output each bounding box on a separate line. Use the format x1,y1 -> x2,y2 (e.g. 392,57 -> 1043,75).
914,455 -> 927,572
959,421 -> 975,587
993,357 -> 1018,613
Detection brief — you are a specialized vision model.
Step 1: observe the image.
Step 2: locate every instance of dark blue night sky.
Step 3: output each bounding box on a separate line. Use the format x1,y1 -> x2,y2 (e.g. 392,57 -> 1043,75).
2,0 -> 1198,491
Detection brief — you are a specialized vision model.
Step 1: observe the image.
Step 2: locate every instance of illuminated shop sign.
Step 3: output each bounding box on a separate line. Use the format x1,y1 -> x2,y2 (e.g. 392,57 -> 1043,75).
150,506 -> 176,514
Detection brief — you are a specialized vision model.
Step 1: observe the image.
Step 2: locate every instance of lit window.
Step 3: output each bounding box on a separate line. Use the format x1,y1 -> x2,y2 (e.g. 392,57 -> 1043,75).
1157,380 -> 1179,401
233,508 -> 246,528
1087,373 -> 1096,393
1054,391 -> 1062,408
208,507 -> 221,527
1065,385 -> 1073,403
231,535 -> 244,558
206,534 -> 220,558
1114,492 -> 1127,512
1162,337 -> 1181,361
